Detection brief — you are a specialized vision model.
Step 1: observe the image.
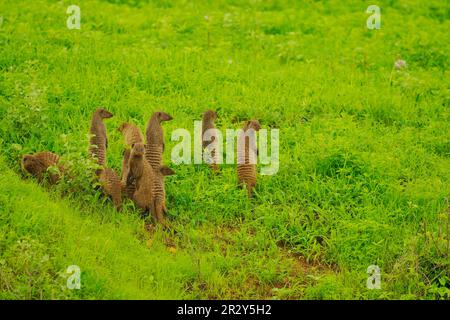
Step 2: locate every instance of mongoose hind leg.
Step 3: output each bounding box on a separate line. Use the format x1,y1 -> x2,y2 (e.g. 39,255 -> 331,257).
155,200 -> 166,225
247,183 -> 255,198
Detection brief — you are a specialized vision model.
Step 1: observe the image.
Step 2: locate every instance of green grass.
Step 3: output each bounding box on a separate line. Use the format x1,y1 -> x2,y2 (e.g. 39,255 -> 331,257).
0,0 -> 449,299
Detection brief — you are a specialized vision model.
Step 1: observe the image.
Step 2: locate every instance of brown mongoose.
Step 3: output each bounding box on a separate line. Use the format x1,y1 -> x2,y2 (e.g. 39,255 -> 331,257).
153,165 -> 175,224
202,110 -> 219,171
21,152 -> 62,185
89,108 -> 113,168
145,111 -> 173,170
120,148 -> 136,199
128,143 -> 156,217
98,167 -> 122,211
118,122 -> 144,147
237,120 -> 261,198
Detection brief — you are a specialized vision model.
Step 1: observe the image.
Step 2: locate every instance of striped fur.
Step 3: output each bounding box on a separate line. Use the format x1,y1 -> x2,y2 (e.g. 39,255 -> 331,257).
145,111 -> 172,170
236,120 -> 261,198
21,152 -> 62,185
89,108 -> 113,167
202,110 -> 219,171
144,112 -> 173,223
128,143 -> 156,216
120,149 -> 136,198
153,166 -> 175,223
144,143 -> 163,171
99,168 -> 122,210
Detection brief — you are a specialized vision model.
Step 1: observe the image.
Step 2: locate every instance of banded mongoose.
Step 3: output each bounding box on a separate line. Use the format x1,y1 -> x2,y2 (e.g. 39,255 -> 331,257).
21,152 -> 62,185
145,111 -> 173,170
118,122 -> 144,147
236,120 -> 261,198
118,123 -> 144,198
202,110 -> 219,171
98,168 -> 122,210
153,165 -> 175,224
120,148 -> 135,199
128,143 -> 156,217
89,108 -> 113,168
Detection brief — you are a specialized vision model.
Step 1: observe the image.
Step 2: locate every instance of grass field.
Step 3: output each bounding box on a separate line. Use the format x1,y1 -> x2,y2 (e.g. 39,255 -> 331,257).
0,0 -> 449,299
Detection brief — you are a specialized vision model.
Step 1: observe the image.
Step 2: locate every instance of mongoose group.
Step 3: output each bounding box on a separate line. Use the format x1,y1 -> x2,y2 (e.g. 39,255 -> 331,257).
21,108 -> 262,224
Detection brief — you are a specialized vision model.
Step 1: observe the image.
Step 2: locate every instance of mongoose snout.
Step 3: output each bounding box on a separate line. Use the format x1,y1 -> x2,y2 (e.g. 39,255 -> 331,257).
156,111 -> 173,122
98,108 -> 113,119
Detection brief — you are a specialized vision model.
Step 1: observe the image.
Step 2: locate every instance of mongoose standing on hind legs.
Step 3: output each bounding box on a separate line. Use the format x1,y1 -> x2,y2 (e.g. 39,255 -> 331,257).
128,143 -> 156,218
89,108 -> 113,168
21,152 -> 62,185
118,123 -> 144,198
89,108 -> 122,210
202,110 -> 220,171
145,111 -> 173,170
237,120 -> 261,198
153,165 -> 175,224
120,149 -> 135,199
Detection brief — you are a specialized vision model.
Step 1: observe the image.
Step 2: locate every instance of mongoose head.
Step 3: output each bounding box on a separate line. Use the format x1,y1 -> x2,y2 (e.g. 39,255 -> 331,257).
203,110 -> 217,121
245,119 -> 261,131
118,123 -> 129,133
21,154 -> 42,174
153,111 -> 173,123
131,142 -> 145,157
95,108 -> 113,119
21,154 -> 35,170
160,165 -> 175,176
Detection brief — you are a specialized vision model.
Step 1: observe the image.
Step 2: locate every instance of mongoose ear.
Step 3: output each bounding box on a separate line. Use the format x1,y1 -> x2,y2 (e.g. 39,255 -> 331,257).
160,166 -> 175,176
